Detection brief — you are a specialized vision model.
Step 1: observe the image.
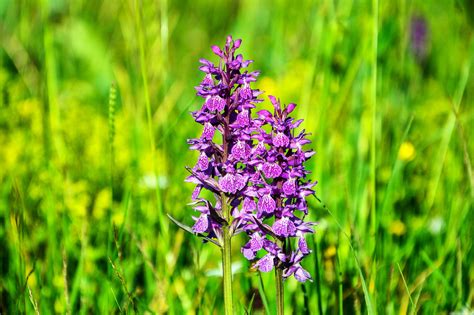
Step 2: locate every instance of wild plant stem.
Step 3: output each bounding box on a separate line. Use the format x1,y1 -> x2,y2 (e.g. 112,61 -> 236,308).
370,0 -> 378,238
370,0 -> 378,305
275,267 -> 284,315
219,62 -> 235,314
221,199 -> 234,315
134,0 -> 165,235
313,235 -> 324,314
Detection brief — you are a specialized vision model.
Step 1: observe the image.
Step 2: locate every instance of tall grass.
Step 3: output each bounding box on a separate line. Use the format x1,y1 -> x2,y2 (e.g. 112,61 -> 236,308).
0,0 -> 473,313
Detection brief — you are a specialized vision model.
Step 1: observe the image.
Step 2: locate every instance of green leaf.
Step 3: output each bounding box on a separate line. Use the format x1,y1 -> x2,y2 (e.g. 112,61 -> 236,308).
167,213 -> 221,247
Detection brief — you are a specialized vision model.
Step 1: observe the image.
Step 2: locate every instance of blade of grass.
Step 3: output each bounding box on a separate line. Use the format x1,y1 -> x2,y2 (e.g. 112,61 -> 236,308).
427,38 -> 473,208
312,234 -> 324,315
257,272 -> 271,315
62,248 -> 70,315
370,0 -> 379,240
410,282 -> 425,315
420,251 -> 456,296
245,292 -> 256,315
452,97 -> 474,198
70,223 -> 88,312
369,0 -> 379,309
302,283 -> 310,314
315,196 -> 375,315
109,287 -> 122,313
27,285 -> 40,315
133,0 -> 166,237
337,249 -> 343,315
396,262 -> 414,311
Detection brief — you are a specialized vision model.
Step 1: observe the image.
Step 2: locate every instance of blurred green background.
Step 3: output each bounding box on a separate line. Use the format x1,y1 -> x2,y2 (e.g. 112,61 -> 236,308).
1,0 -> 473,314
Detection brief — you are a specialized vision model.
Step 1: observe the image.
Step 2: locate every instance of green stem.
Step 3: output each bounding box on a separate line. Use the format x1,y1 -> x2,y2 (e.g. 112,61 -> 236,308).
221,199 -> 233,315
275,267 -> 284,315
313,235 -> 323,314
134,0 -> 165,237
275,238 -> 284,315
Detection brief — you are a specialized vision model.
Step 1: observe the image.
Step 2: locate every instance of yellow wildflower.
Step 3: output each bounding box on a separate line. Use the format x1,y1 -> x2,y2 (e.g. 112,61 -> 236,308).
398,141 -> 416,162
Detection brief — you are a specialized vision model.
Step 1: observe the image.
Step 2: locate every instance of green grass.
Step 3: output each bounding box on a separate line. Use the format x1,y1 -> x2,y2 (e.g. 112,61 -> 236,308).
1,0 -> 473,313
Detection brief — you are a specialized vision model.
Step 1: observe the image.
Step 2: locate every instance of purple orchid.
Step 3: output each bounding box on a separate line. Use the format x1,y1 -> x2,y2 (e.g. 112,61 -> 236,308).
185,35 -> 262,244
410,15 -> 429,62
238,96 -> 317,282
179,36 -> 317,287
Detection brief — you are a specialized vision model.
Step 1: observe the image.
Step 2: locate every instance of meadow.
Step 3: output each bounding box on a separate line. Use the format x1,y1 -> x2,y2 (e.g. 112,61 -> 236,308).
0,0 -> 473,314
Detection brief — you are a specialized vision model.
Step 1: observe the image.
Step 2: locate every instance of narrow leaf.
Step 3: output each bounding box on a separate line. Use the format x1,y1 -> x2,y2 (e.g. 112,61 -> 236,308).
257,272 -> 271,315
167,214 -> 221,247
